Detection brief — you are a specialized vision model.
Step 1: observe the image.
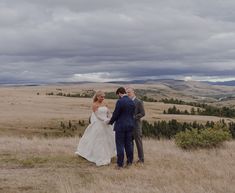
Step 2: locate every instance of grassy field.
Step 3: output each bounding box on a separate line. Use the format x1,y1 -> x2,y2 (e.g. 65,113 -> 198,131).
1,82 -> 235,193
1,84 -> 234,137
0,137 -> 234,193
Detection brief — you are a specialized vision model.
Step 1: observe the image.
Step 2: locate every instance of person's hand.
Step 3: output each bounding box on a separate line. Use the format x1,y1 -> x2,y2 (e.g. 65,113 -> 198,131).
104,118 -> 110,124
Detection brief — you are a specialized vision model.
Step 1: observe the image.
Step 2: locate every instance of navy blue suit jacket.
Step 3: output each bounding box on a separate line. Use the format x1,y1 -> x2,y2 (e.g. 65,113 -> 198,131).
109,95 -> 135,132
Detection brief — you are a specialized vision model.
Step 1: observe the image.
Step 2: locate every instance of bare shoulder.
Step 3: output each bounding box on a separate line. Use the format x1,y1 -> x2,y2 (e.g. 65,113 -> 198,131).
92,102 -> 99,112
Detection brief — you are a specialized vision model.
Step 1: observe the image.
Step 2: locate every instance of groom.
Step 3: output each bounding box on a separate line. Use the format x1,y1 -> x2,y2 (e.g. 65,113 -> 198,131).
109,87 -> 135,169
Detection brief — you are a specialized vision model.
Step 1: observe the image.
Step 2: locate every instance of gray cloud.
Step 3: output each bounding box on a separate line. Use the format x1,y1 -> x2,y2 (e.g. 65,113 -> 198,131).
1,0 -> 235,83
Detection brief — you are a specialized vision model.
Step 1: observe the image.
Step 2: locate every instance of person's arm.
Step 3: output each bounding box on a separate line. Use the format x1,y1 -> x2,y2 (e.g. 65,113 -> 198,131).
135,100 -> 145,120
103,105 -> 112,124
103,104 -> 112,118
106,106 -> 112,119
92,103 -> 105,121
109,100 -> 121,125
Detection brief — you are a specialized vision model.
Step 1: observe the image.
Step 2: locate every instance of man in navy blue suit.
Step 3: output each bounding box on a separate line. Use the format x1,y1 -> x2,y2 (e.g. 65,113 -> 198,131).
109,87 -> 135,169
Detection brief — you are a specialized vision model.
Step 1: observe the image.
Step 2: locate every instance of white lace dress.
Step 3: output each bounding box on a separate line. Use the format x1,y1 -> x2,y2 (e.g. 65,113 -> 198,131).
75,106 -> 116,166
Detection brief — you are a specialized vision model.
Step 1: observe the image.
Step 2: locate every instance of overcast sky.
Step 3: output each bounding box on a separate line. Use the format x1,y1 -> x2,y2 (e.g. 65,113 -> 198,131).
1,0 -> 235,83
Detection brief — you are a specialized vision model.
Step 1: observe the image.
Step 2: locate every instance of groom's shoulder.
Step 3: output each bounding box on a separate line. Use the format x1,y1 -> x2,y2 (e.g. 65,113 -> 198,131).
118,96 -> 129,103
122,95 -> 132,101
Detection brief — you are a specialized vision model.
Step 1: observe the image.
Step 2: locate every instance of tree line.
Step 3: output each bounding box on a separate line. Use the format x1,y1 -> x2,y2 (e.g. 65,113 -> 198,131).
160,98 -> 208,108
164,105 -> 235,118
142,119 -> 235,139
45,90 -> 158,102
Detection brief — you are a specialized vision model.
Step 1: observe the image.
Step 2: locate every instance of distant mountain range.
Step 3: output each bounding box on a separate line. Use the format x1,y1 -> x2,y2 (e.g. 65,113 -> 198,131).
205,80 -> 235,86
110,79 -> 235,87
1,78 -> 235,103
1,78 -> 235,87
108,79 -> 186,84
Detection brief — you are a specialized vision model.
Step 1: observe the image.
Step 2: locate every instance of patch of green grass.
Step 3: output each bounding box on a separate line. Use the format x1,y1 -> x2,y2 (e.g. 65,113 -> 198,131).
0,155 -> 49,168
20,157 -> 49,168
0,154 -> 89,169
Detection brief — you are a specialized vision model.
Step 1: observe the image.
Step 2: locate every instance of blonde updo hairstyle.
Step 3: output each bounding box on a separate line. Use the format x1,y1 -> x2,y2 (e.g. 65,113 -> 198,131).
93,90 -> 105,103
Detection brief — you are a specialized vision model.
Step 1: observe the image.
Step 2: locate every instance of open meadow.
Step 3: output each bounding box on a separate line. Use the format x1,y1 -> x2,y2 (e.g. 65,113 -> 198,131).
0,81 -> 235,193
0,137 -> 234,193
1,82 -> 235,137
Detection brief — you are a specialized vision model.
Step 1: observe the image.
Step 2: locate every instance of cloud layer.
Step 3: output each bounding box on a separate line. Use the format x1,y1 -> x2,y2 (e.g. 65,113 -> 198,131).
1,0 -> 235,83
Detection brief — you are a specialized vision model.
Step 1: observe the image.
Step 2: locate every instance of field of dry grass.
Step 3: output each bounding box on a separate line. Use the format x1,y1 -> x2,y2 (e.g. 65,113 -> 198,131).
0,137 -> 234,193
1,84 -> 234,137
1,82 -> 235,193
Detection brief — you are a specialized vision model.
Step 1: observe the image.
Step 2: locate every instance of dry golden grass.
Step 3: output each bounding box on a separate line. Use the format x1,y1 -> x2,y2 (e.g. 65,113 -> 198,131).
1,83 -> 235,192
0,137 -> 234,193
1,84 -> 234,137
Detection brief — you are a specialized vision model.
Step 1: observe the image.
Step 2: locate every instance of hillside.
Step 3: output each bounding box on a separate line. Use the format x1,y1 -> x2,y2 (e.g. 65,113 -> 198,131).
1,82 -> 235,137
0,81 -> 235,193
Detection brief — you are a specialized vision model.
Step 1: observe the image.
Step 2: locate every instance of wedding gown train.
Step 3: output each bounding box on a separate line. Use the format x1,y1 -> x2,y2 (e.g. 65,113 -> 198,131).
75,106 -> 116,166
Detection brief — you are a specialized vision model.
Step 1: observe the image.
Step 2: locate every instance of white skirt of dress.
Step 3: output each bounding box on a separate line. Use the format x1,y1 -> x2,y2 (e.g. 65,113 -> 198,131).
75,118 -> 116,166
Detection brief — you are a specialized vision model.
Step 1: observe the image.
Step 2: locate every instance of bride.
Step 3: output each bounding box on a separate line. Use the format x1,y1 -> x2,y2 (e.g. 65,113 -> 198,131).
75,91 -> 116,166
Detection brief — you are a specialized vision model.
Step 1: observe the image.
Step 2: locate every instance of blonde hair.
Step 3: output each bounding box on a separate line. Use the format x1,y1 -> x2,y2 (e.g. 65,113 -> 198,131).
93,90 -> 105,102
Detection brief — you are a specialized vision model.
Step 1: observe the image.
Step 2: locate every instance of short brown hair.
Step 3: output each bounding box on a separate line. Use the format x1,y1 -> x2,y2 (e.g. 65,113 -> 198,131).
116,87 -> 126,95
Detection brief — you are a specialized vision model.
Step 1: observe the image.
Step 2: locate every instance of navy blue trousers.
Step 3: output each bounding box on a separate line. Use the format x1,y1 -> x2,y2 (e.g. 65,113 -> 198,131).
115,130 -> 133,167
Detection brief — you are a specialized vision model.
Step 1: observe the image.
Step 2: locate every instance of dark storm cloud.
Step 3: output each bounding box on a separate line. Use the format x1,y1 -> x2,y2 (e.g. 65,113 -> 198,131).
1,0 -> 235,82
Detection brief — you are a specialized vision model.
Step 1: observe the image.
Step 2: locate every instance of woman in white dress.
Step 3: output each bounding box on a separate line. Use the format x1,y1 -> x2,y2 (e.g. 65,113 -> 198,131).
75,91 -> 116,166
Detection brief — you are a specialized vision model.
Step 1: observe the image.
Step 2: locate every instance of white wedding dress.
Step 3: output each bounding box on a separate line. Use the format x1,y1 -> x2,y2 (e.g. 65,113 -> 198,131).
75,106 -> 116,166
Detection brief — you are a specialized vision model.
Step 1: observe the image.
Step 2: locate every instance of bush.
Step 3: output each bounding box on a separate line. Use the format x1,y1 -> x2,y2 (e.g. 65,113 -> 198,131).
175,128 -> 232,149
